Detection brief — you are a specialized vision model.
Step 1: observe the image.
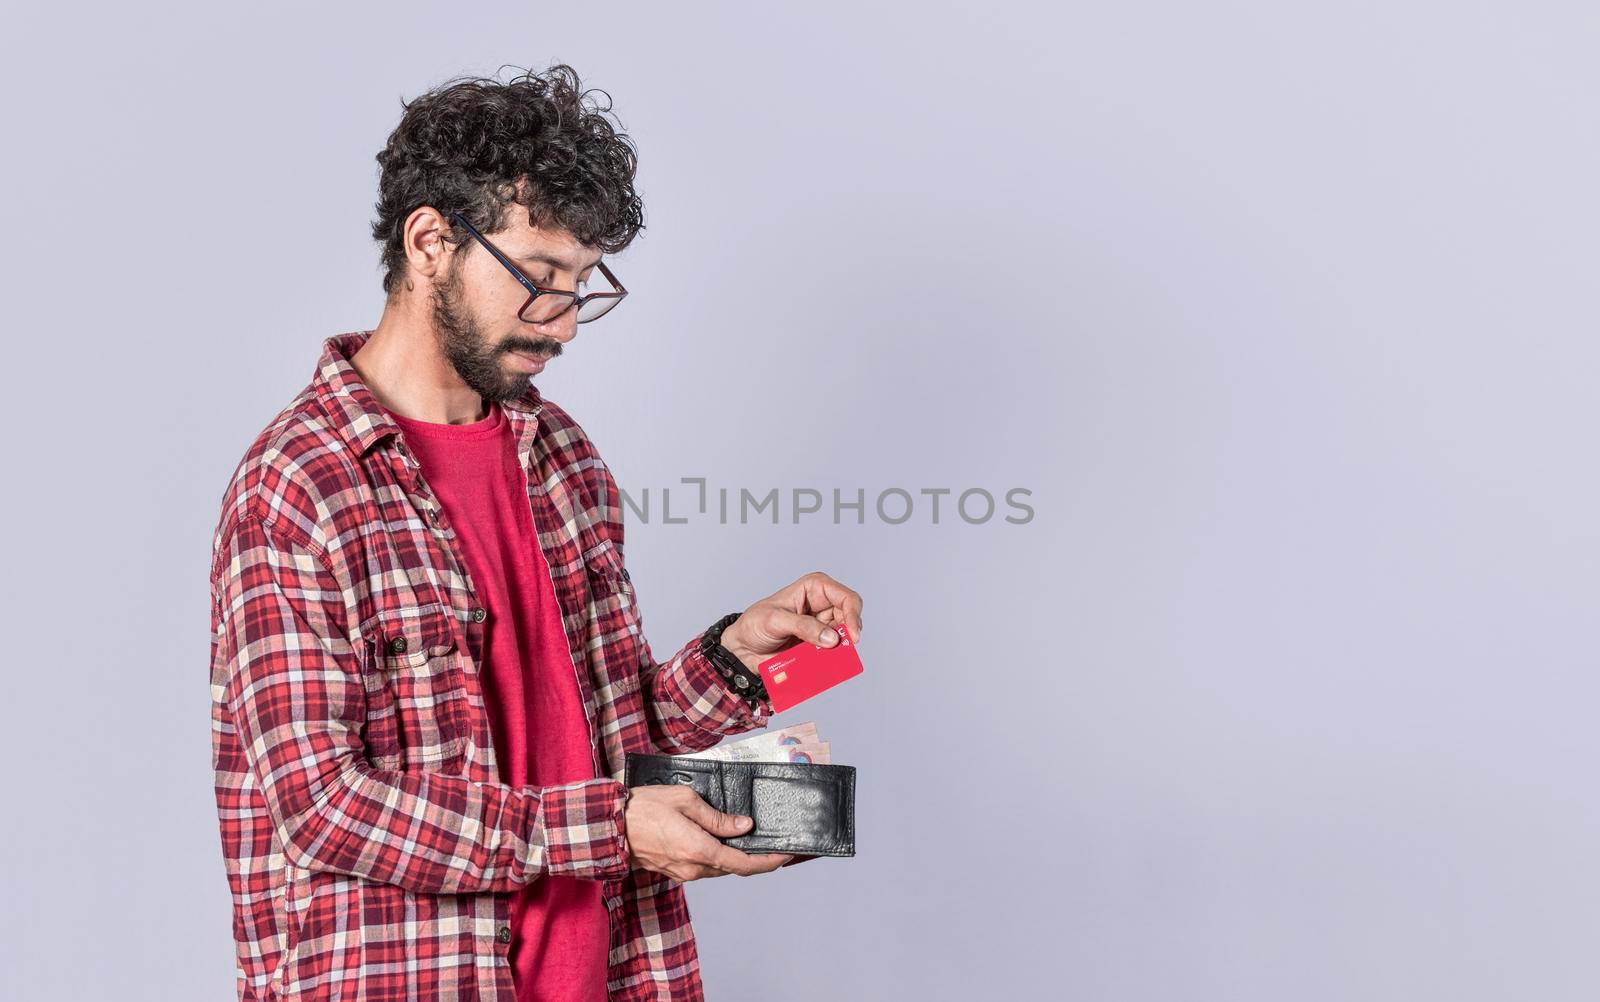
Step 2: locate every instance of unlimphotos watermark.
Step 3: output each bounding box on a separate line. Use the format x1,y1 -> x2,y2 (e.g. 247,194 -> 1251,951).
618,479 -> 1035,526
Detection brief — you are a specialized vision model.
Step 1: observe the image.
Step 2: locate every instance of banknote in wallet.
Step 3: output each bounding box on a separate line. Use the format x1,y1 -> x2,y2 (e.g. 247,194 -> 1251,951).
756,622 -> 864,713
681,721 -> 831,763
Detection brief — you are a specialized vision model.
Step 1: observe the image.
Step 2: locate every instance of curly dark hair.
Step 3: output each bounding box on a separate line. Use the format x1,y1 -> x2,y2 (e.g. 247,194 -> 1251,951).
371,63 -> 645,295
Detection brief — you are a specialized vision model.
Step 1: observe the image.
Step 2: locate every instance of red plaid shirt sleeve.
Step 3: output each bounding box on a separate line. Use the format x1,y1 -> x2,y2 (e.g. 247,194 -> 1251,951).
644,633 -> 775,753
214,507 -> 632,892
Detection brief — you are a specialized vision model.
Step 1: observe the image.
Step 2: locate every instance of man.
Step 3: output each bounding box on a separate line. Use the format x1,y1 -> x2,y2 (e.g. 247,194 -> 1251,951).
208,64 -> 864,1002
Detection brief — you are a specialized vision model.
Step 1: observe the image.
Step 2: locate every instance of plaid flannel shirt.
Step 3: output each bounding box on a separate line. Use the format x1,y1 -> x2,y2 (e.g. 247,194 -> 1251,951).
209,330 -> 775,1001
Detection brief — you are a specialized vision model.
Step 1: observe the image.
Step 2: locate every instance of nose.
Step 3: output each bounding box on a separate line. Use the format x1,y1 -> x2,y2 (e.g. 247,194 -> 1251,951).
533,303 -> 580,343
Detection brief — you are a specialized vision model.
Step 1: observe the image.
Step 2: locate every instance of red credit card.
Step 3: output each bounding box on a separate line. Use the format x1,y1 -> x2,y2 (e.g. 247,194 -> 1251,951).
757,623 -> 864,713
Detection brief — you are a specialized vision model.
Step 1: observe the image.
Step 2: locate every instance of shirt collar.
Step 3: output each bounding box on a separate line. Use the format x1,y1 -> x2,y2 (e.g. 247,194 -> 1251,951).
313,329 -> 544,458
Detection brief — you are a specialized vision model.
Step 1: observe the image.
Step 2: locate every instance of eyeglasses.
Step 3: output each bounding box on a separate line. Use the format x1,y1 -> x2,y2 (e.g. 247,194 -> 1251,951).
448,210 -> 627,324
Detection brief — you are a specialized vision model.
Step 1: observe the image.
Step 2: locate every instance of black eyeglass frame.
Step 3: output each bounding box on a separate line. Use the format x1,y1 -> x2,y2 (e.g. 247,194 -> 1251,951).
447,210 -> 627,324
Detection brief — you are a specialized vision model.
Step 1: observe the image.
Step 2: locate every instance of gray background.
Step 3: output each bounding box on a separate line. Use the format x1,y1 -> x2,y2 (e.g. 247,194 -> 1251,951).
2,1 -> 1596,999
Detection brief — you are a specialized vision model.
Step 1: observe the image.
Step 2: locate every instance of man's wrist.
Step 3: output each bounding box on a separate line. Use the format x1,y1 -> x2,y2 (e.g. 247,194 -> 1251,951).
700,611 -> 768,703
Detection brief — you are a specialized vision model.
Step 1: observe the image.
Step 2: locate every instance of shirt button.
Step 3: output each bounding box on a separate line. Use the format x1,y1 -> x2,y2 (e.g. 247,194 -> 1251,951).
496,925 -> 512,944
388,636 -> 408,654
621,568 -> 631,583
429,509 -> 440,524
472,607 -> 487,623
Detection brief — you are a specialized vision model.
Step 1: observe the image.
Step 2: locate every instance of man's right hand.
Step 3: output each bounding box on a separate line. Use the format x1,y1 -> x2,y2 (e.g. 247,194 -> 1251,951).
624,784 -> 794,881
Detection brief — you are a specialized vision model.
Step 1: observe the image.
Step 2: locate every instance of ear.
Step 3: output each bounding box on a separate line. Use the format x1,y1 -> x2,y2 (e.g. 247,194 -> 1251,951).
400,206 -> 456,286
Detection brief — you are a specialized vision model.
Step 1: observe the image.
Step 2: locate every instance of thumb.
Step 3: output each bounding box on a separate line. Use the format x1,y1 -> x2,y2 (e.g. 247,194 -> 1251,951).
686,799 -> 755,837
771,609 -> 839,648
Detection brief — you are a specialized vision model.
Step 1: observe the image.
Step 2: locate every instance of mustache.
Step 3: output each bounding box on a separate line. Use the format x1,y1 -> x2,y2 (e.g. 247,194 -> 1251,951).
503,340 -> 562,360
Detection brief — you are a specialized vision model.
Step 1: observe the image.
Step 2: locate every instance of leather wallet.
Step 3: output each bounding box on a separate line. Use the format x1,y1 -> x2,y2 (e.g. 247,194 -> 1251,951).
624,751 -> 856,859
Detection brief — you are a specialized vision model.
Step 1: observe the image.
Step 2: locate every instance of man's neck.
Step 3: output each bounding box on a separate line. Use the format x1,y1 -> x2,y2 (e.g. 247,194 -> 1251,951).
353,299 -> 487,425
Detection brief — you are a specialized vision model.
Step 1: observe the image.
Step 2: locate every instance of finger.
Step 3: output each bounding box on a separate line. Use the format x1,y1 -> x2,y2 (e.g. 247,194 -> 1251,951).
680,796 -> 756,839
754,852 -> 795,872
706,844 -> 789,877
771,571 -> 843,614
741,853 -> 793,874
818,601 -> 861,645
801,571 -> 860,611
826,585 -> 863,644
796,572 -> 863,643
768,607 -> 839,648
814,606 -> 862,645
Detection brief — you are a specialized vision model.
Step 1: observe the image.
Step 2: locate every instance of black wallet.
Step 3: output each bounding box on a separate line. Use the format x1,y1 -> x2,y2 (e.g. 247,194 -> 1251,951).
624,751 -> 856,859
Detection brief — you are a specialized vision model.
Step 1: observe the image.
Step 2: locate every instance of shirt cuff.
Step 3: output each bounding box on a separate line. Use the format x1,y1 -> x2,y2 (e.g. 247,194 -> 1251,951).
679,637 -> 775,728
534,776 -> 632,881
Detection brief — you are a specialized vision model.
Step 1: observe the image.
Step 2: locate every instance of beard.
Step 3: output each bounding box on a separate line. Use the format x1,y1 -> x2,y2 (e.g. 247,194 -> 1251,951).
431,265 -> 563,406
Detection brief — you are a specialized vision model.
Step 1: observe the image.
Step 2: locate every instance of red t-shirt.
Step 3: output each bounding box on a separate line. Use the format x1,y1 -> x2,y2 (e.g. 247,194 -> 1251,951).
386,398 -> 609,1002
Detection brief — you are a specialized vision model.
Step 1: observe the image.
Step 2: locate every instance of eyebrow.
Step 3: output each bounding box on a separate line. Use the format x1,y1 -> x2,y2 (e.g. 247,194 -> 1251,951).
513,248 -> 603,273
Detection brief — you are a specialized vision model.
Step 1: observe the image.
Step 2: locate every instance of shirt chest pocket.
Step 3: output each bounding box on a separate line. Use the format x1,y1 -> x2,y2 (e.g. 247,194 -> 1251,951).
358,603 -> 468,772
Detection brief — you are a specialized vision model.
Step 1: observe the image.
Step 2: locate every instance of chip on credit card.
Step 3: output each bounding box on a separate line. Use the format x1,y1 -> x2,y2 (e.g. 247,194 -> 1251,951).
756,622 -> 864,713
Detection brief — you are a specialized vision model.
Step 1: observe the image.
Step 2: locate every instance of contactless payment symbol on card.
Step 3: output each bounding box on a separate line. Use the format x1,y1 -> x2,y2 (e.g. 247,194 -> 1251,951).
756,623 -> 865,713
